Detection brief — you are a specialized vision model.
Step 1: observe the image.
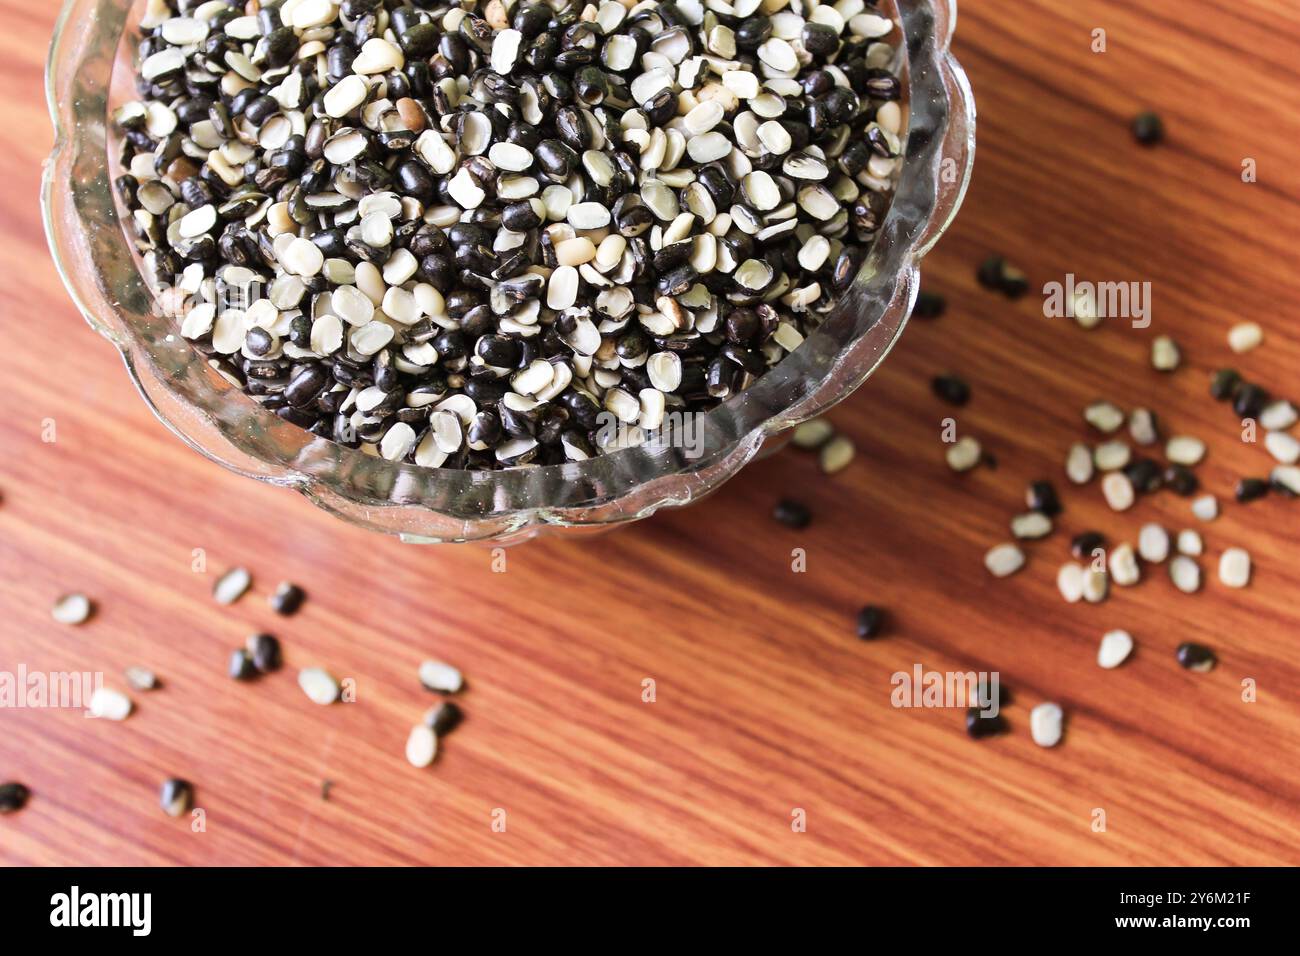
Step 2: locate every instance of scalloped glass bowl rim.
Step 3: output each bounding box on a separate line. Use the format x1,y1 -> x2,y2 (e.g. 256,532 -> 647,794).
42,0 -> 973,541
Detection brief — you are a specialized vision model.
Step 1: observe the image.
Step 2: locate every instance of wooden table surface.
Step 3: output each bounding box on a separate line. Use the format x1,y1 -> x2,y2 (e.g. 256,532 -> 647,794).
2,0 -> 1298,866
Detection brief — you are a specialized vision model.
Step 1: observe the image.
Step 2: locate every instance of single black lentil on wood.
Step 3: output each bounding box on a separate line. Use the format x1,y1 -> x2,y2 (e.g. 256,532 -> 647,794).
976,255 -> 1028,299
930,373 -> 969,406
1235,477 -> 1269,503
116,0 -> 905,469
911,288 -> 945,319
964,707 -> 1006,739
269,580 -> 306,615
247,632 -> 284,672
1131,110 -> 1164,146
1070,530 -> 1105,559
1123,456 -> 1162,494
1175,641 -> 1216,672
1025,479 -> 1061,516
1209,368 -> 1241,401
854,603 -> 883,638
1163,463 -> 1198,496
228,647 -> 258,680
772,497 -> 811,528
0,781 -> 30,814
1233,383 -> 1269,420
424,699 -> 465,736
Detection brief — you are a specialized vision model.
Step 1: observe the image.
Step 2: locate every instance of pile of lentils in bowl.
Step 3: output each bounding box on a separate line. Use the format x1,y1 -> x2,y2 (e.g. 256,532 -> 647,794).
116,0 -> 904,468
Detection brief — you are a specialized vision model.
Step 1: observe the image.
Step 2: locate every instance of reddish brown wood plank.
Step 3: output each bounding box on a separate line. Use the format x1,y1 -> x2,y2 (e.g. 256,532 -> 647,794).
0,0 -> 1297,865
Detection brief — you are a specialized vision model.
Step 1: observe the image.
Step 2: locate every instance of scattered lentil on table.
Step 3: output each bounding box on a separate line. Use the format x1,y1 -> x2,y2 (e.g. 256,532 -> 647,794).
51,593 -> 94,626
160,778 -> 195,817
0,782 -> 30,814
423,699 -> 465,736
1175,641 -> 1216,673
772,496 -> 811,528
975,254 -> 1027,298
89,687 -> 135,721
418,658 -> 465,694
125,666 -> 161,691
299,666 -> 342,704
1029,702 -> 1063,748
854,604 -> 884,639
964,707 -> 1007,739
247,632 -> 284,672
1097,630 -> 1134,670
229,647 -> 259,680
269,580 -> 307,615
1130,110 -> 1164,146
910,288 -> 945,319
213,566 -> 252,604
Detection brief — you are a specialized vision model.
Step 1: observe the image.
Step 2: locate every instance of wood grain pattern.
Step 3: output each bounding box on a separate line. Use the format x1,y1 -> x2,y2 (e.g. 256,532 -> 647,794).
2,0 -> 1298,865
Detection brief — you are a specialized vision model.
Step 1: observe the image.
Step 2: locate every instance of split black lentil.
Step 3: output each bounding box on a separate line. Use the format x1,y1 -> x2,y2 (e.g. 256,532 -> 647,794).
1233,383 -> 1269,420
423,700 -> 465,736
160,778 -> 194,817
1131,111 -> 1164,146
976,255 -> 1028,299
1163,463 -> 1199,496
1235,477 -> 1269,503
964,707 -> 1007,739
1071,530 -> 1105,559
247,632 -> 283,673
1175,642 -> 1216,672
931,373 -> 970,406
1123,456 -> 1163,494
270,581 -> 306,615
0,781 -> 30,814
1209,368 -> 1241,401
117,0 -> 906,469
1026,479 -> 1062,516
855,604 -> 885,639
228,647 -> 258,681
911,289 -> 946,320
773,498 -> 811,529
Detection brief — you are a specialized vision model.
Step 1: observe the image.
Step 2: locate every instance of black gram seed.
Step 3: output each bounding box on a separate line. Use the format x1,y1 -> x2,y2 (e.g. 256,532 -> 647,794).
1233,383 -> 1269,420
965,708 -> 1008,739
976,256 -> 1002,290
423,701 -> 465,737
270,581 -> 305,616
912,289 -> 946,320
855,605 -> 885,639
773,498 -> 811,529
1027,480 -> 1063,516
228,648 -> 257,681
1176,642 -> 1216,672
1210,368 -> 1242,401
246,633 -> 283,673
1071,531 -> 1106,559
1131,111 -> 1165,146
1163,464 -> 1199,496
0,782 -> 30,813
1124,457 -> 1163,494
931,374 -> 970,406
160,778 -> 194,818
976,255 -> 1028,299
1235,477 -> 1269,503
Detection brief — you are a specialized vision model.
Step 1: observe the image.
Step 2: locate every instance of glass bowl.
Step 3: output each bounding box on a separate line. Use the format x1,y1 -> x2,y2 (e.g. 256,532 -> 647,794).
43,0 -> 974,544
